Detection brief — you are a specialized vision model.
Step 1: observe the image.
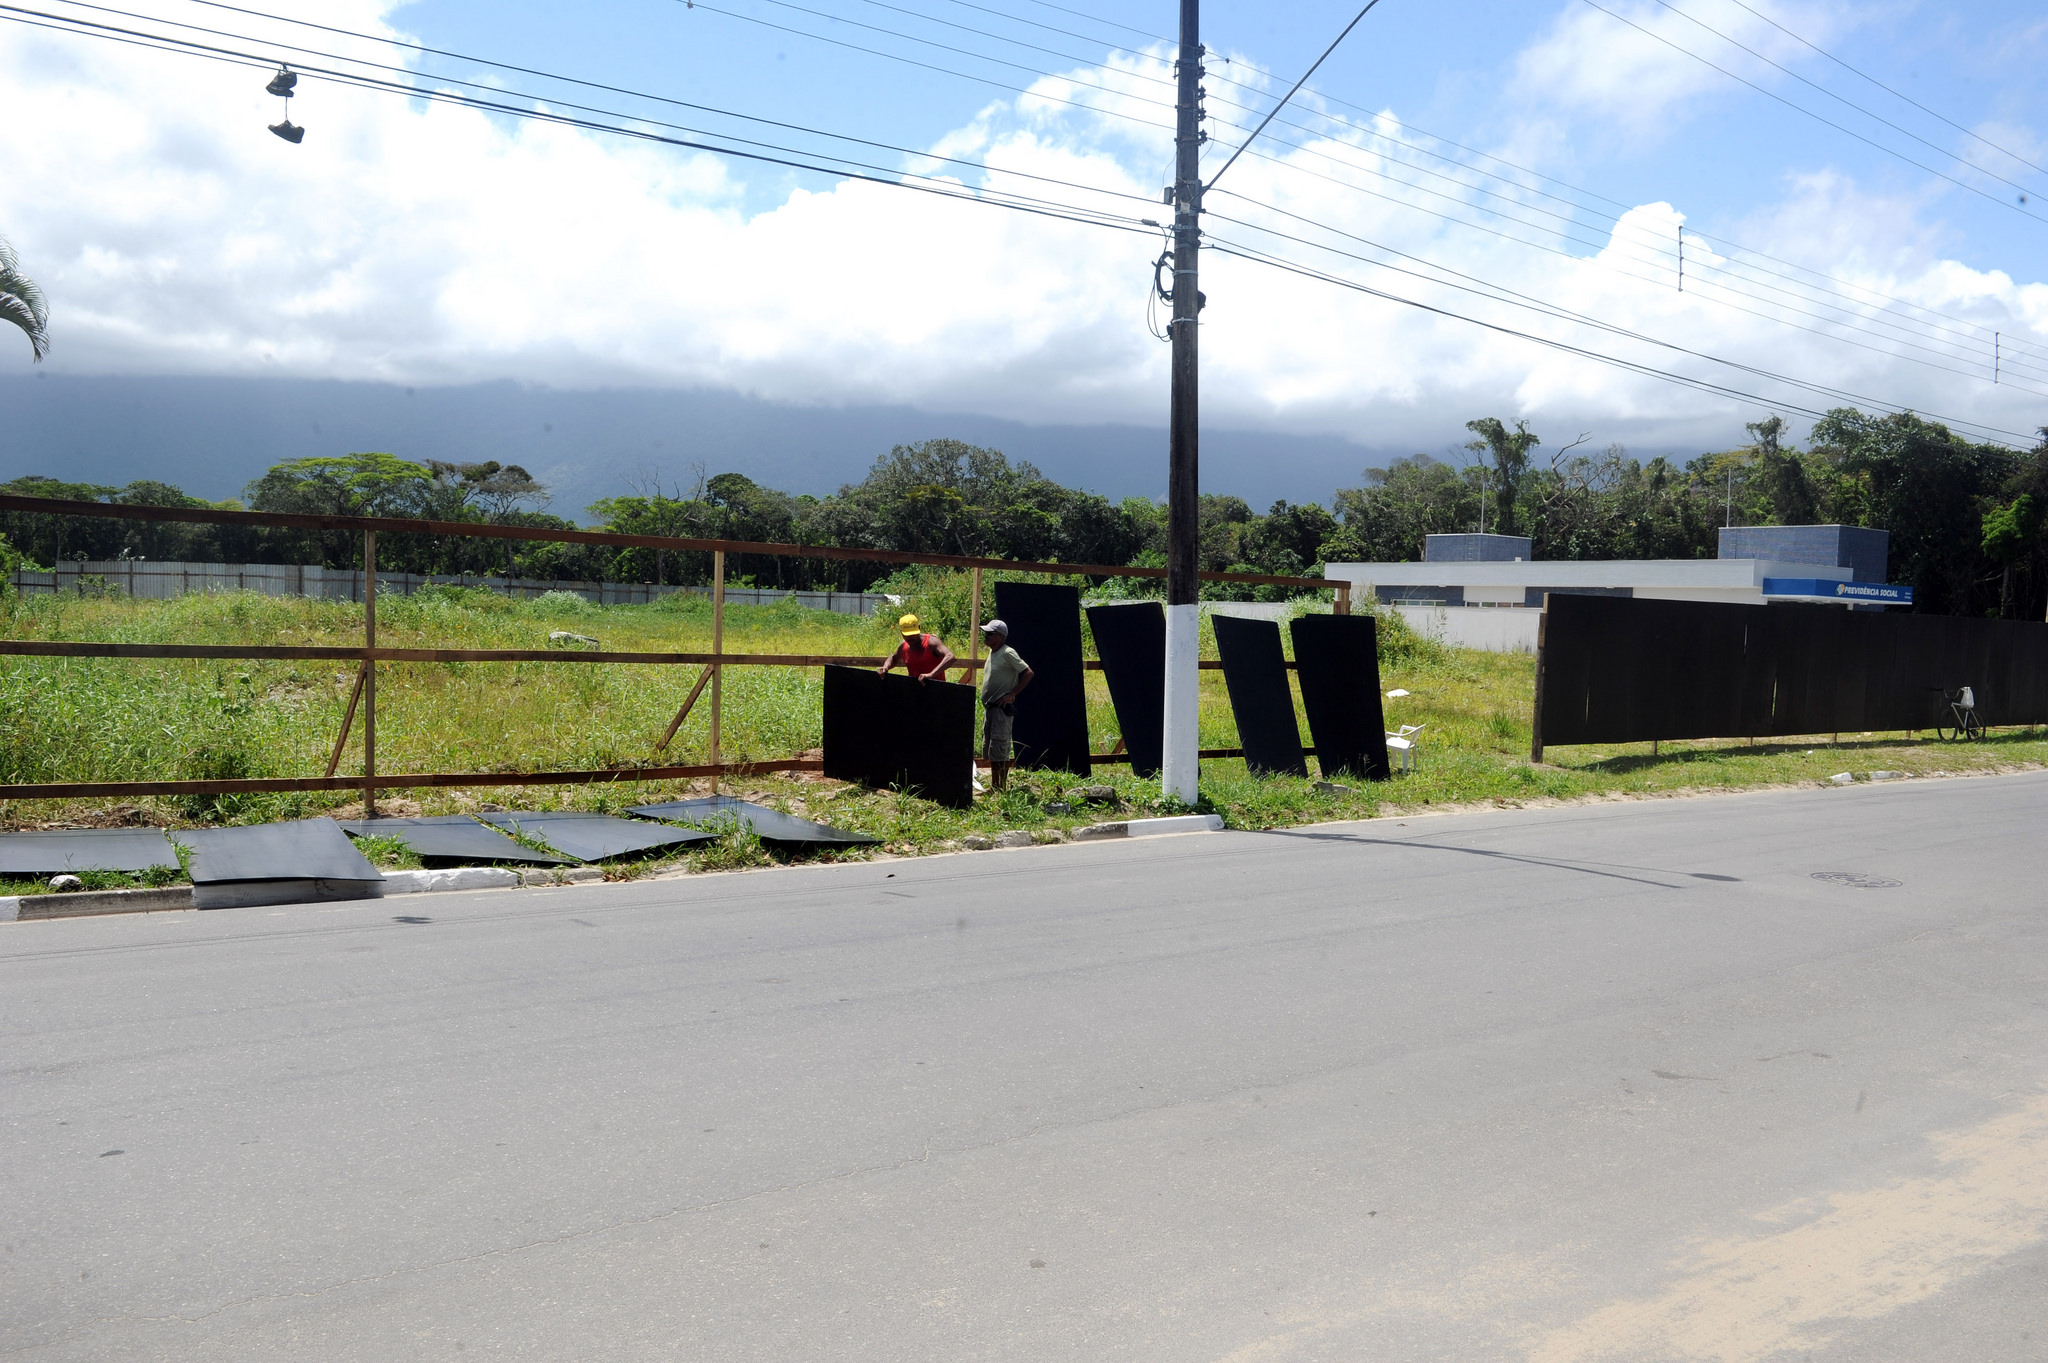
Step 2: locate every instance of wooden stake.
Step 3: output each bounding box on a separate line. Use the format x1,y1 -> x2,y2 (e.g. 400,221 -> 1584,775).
325,662 -> 368,778
710,549 -> 724,793
655,666 -> 714,752
1334,582 -> 1351,616
362,530 -> 377,819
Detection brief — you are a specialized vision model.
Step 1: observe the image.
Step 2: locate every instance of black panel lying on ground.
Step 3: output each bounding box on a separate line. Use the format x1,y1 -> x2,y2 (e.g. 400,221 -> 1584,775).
820,665 -> 975,808
1290,614 -> 1390,781
476,811 -> 715,861
1086,601 -> 1166,777
0,828 -> 180,875
1536,593 -> 2048,749
181,817 -> 385,908
1212,613 -> 1308,777
338,815 -> 573,866
628,797 -> 879,847
992,581 -> 1090,775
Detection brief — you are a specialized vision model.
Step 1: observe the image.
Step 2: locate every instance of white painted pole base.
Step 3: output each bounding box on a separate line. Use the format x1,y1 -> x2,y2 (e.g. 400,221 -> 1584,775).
1161,601 -> 1200,804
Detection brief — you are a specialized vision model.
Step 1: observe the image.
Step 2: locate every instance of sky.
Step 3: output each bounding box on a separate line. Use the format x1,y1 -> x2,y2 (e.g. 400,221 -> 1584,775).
2,0 -> 2046,502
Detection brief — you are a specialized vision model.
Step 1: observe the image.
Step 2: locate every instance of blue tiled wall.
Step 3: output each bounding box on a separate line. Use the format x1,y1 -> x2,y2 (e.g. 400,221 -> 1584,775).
1424,533 -> 1533,563
1717,525 -> 1889,582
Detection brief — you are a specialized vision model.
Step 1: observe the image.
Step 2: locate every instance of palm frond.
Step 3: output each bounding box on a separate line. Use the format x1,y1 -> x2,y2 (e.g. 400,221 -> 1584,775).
0,236 -> 50,361
0,290 -> 50,361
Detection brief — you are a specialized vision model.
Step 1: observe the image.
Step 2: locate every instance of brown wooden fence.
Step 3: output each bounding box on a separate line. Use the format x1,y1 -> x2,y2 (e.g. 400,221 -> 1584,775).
0,494 -> 1345,808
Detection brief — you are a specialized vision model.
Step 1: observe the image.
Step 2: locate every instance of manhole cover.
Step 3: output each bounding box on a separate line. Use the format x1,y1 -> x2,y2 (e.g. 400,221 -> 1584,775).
1810,872 -> 1901,889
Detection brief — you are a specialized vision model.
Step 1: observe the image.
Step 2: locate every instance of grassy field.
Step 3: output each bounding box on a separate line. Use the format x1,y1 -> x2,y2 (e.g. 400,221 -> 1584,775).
3,578 -> 2044,890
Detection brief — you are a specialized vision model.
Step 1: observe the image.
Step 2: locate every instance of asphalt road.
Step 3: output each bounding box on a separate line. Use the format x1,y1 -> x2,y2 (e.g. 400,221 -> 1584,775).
6,773 -> 2048,1361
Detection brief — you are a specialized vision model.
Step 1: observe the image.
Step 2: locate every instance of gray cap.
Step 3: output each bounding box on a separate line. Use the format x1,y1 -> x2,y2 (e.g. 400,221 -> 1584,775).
979,618 -> 1008,634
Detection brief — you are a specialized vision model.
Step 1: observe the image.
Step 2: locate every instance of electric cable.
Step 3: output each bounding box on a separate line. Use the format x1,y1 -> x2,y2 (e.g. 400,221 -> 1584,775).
13,0 -> 2039,443
48,0 -> 1160,214
1717,0 -> 2047,178
1643,0 -> 2043,196
1576,0 -> 2046,226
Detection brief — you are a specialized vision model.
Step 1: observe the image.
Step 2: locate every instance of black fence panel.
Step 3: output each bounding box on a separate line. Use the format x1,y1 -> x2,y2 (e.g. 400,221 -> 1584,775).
1212,614 -> 1307,777
993,582 -> 1091,775
1290,614 -> 1389,780
1537,595 -> 2048,750
821,665 -> 975,807
1087,601 -> 1166,777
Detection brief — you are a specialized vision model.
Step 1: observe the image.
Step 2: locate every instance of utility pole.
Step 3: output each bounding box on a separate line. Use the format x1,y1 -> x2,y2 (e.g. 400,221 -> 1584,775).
1161,0 -> 1204,805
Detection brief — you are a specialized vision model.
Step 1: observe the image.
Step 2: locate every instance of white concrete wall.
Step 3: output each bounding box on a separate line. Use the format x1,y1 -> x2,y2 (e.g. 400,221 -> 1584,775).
1392,606 -> 1541,654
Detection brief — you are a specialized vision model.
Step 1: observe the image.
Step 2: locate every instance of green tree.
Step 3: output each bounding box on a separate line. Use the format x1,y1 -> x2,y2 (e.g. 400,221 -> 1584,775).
1464,417 -> 1541,536
0,237 -> 49,361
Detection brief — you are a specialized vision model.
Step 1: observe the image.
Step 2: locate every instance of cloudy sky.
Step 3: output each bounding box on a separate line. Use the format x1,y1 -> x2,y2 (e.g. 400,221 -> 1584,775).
3,0 -> 2046,480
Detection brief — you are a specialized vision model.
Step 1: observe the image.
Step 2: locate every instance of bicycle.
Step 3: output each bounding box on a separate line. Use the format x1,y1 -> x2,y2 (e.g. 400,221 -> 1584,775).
1935,686 -> 1984,741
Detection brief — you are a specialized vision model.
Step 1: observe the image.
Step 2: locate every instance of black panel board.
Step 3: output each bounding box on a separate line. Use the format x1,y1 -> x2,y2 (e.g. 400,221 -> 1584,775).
1290,614 -> 1389,780
1212,613 -> 1307,777
1538,594 -> 2048,748
991,582 -> 1091,775
628,797 -> 879,846
477,811 -> 714,861
182,817 -> 380,884
820,665 -> 976,808
0,828 -> 180,875
338,815 -> 572,866
1086,602 -> 1165,777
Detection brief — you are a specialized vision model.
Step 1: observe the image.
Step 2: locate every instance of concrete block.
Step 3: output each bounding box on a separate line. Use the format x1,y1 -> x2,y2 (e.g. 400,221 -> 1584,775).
1314,781 -> 1353,795
1126,814 -> 1225,837
1073,823 -> 1128,841
0,896 -> 17,923
382,867 -> 522,895
994,831 -> 1035,849
1828,772 -> 1855,785
962,834 -> 994,850
518,867 -> 606,887
1867,770 -> 1906,782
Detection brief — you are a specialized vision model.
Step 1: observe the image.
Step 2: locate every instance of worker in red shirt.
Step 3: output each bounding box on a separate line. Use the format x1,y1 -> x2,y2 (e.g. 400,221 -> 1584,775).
878,613 -> 957,683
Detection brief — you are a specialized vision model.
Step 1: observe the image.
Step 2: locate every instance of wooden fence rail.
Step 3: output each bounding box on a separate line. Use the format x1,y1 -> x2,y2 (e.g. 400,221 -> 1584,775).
0,496 -> 1345,806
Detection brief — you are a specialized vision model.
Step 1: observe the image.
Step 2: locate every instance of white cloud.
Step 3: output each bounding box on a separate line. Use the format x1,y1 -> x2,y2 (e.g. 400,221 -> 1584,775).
1,0 -> 2043,456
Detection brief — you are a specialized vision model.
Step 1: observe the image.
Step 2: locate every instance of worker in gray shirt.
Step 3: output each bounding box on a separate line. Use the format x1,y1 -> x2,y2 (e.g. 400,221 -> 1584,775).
977,618 -> 1034,793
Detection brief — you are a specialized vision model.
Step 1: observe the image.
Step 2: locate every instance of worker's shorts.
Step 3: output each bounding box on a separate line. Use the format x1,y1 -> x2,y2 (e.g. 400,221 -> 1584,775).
982,704 -> 1014,762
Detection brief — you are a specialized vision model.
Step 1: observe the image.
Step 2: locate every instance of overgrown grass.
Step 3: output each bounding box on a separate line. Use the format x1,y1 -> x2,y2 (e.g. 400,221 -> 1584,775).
3,582 -> 2044,882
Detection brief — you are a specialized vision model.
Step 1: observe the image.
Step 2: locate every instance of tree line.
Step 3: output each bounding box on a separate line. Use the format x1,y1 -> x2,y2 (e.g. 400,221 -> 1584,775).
4,411 -> 2045,615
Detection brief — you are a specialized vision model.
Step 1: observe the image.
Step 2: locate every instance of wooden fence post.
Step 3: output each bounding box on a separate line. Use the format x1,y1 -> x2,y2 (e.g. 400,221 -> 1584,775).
969,566 -> 982,671
710,549 -> 724,791
1334,582 -> 1351,615
362,530 -> 377,818
1529,593 -> 1547,765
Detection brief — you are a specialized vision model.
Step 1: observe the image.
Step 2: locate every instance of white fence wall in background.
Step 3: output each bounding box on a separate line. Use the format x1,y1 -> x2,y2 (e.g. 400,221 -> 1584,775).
10,561 -> 898,616
1391,604 -> 1541,654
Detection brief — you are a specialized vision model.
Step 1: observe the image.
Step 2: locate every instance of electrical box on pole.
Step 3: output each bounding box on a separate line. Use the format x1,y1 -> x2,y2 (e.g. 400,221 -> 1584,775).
1161,0 -> 1204,805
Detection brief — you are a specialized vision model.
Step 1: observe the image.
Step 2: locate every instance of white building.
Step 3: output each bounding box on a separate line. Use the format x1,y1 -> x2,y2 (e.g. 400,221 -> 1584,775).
1327,528 -> 1905,653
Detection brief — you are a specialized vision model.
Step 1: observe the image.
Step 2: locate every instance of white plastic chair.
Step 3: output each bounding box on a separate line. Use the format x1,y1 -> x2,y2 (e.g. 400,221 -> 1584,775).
1385,723 -> 1425,774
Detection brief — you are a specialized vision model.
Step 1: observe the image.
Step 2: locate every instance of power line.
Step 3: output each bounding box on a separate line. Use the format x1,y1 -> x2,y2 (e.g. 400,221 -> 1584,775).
2,5 -> 1157,231
1207,189 -> 2048,395
1205,0 -> 1387,191
1716,0 -> 2048,179
52,0 -> 1156,214
1642,0 -> 2041,200
13,0 -> 2038,445
1577,0 -> 2046,227
1206,236 -> 2034,450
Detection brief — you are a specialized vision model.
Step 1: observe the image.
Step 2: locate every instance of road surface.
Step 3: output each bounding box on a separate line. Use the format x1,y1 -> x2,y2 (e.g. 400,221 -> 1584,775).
6,773 -> 2048,1360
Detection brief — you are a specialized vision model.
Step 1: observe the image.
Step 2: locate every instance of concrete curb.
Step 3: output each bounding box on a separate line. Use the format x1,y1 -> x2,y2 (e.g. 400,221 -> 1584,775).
1074,814 -> 1224,840
7,887 -> 195,921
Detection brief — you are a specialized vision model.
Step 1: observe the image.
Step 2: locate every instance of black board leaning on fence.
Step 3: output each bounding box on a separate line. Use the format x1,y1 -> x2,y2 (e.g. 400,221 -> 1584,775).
1535,593 -> 2048,754
1086,601 -> 1166,777
992,581 -> 1091,775
1212,613 -> 1308,777
1290,614 -> 1390,781
821,665 -> 976,808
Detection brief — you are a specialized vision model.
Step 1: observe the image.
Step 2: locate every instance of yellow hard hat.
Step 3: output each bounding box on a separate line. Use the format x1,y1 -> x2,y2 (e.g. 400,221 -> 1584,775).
898,613 -> 922,637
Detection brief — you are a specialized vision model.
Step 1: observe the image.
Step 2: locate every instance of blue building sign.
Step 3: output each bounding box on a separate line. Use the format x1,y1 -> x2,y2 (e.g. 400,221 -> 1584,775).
1761,577 -> 1913,606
